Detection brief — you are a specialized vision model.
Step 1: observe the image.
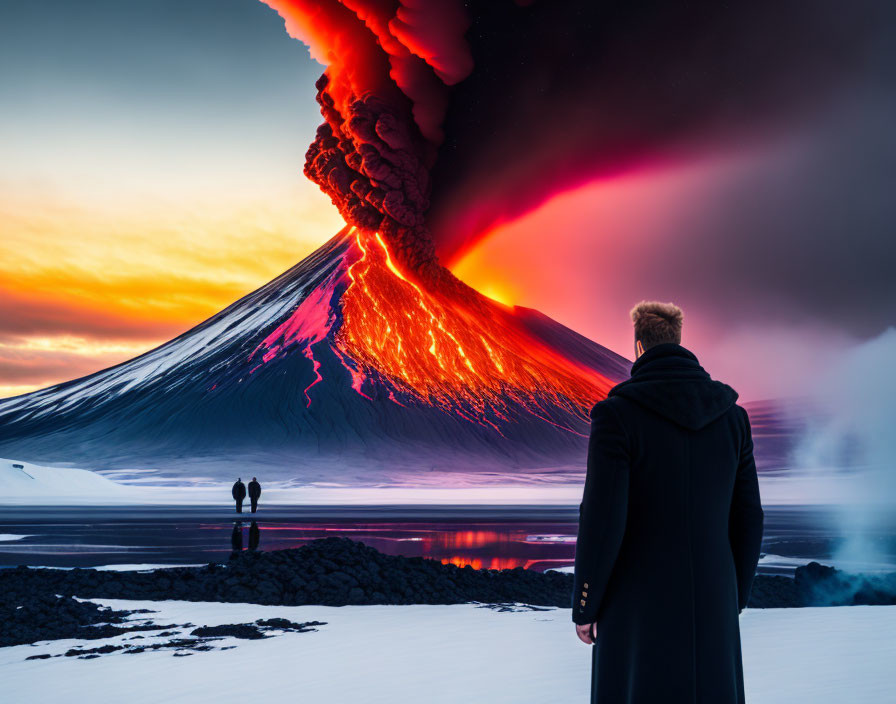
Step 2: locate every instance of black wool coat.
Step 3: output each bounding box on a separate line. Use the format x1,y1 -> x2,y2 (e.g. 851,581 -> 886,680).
248,480 -> 262,500
232,481 -> 246,501
573,343 -> 764,704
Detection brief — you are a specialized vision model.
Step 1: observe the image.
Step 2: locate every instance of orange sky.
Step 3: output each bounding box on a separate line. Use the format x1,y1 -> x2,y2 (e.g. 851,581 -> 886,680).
0,185 -> 343,397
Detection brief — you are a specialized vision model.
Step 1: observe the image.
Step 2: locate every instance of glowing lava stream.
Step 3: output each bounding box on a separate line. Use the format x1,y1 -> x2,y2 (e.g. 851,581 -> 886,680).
334,228 -> 616,433
249,227 -> 616,429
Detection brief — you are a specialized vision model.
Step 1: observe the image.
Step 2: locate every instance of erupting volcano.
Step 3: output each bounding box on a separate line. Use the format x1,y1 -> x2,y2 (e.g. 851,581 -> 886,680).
254,227 -> 618,428
0,224 -> 628,482
4,0 -> 840,483
0,0 -> 639,483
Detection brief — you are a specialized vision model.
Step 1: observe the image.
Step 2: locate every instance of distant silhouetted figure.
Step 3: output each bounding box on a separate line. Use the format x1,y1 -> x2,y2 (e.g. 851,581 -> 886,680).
248,477 -> 262,513
573,301 -> 763,704
230,522 -> 243,557
232,478 -> 246,513
248,521 -> 260,551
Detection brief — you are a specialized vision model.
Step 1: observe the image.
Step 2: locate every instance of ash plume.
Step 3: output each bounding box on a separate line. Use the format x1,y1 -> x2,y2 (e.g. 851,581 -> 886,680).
265,0 -> 887,271
429,0 -> 887,263
262,0 -> 472,272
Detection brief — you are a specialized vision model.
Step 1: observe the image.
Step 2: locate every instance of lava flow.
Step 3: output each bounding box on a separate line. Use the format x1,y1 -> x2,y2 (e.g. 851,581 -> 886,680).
247,227 -> 617,431
250,1 -> 622,430
334,228 -> 615,432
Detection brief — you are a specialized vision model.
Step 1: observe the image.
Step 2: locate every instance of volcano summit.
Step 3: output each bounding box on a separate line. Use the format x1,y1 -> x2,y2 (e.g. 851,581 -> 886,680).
0,228 -> 629,483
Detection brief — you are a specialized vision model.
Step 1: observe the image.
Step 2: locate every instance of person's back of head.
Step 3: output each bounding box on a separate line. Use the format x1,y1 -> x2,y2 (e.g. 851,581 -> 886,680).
630,301 -> 683,357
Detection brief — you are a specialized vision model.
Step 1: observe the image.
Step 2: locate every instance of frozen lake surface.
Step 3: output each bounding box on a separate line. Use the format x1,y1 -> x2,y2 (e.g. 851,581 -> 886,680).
2,504 -> 893,574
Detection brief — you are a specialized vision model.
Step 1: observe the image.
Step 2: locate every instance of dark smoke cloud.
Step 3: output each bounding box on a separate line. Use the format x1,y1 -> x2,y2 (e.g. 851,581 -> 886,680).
267,0 -> 894,338
429,0 -> 889,263
263,0 -> 472,271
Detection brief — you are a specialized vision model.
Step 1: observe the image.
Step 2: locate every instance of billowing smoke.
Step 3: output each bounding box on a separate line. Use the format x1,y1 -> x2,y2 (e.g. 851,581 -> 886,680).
428,0 -> 886,263
265,0 -> 885,272
262,0 -> 472,272
793,328 -> 896,570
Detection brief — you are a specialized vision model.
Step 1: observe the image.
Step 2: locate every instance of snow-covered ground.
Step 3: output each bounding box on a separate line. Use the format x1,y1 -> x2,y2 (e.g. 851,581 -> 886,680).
1,601 -> 892,703
0,458 -> 132,504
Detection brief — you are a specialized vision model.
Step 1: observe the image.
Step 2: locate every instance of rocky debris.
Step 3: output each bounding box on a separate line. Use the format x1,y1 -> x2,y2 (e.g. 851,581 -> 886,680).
795,561 -> 896,606
0,538 -> 576,612
23,620 -> 329,661
749,573 -> 803,608
190,624 -> 266,640
1,593 -> 152,648
477,603 -> 554,613
65,644 -> 121,658
124,639 -> 214,655
3,539 -> 894,651
255,618 -> 327,632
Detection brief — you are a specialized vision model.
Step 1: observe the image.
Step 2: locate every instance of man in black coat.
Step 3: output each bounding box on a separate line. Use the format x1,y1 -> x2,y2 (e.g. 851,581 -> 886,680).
573,301 -> 764,703
248,477 -> 262,513
232,478 -> 246,513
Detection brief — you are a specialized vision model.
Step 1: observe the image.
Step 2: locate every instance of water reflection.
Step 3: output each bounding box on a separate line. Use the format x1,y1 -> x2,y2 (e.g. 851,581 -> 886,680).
0,507 -> 864,574
249,521 -> 260,552
245,523 -> 578,572
230,522 -> 243,557
229,521 -> 262,555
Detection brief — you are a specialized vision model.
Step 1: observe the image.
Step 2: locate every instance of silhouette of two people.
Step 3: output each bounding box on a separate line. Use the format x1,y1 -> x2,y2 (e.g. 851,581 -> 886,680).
230,520 -> 260,558
232,477 -> 262,513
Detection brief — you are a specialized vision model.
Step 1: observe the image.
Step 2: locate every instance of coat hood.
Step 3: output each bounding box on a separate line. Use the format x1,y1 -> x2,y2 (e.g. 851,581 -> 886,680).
606,343 -> 738,430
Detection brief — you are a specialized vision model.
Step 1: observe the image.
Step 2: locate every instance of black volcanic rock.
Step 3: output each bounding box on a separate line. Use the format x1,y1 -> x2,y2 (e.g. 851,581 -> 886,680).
0,538 -> 574,617
747,574 -> 803,608
0,592 -> 142,647
794,561 -> 896,606
190,624 -> 266,640
3,540 -> 892,647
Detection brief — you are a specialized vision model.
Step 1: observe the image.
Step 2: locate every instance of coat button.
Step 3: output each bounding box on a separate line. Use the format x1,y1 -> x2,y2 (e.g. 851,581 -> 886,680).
580,599 -> 586,606
582,591 -> 587,597
584,583 -> 589,589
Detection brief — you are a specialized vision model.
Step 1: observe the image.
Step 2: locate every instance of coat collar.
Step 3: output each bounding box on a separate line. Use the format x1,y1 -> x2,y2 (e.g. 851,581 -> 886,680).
629,343 -> 701,378
605,343 -> 739,430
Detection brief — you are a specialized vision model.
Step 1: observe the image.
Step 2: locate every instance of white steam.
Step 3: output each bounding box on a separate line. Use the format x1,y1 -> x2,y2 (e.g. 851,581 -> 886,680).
793,327 -> 896,570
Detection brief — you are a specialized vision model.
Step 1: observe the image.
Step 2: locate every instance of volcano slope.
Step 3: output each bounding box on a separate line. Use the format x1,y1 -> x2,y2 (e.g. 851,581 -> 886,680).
0,228 -> 630,484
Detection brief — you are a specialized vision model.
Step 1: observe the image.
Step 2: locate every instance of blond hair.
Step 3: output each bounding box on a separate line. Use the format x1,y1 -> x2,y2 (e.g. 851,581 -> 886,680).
630,301 -> 683,350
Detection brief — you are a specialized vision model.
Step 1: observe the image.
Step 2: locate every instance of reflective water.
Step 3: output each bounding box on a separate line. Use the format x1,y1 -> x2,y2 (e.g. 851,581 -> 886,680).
1,505 -> 893,575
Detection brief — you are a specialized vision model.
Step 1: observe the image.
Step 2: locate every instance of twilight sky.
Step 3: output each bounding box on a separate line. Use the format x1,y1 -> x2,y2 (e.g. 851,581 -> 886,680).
2,0 -> 894,401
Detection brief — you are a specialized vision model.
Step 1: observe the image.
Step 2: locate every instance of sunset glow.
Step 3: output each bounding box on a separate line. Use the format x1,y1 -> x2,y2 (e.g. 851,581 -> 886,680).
0,190 -> 343,397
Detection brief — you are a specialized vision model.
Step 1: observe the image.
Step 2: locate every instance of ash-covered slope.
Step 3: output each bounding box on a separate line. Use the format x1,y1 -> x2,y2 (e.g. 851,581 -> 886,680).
0,229 -> 630,484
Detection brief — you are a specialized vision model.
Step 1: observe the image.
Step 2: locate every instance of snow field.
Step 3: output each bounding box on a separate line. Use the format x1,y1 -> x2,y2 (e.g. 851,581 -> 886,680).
1,601 -> 893,704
